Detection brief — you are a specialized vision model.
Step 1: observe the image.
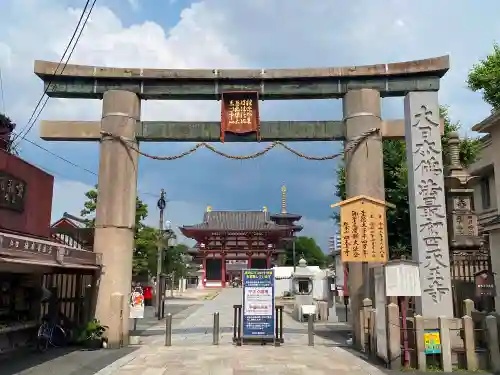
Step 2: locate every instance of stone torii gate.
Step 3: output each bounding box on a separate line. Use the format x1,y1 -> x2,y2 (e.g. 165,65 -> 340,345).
34,56 -> 452,347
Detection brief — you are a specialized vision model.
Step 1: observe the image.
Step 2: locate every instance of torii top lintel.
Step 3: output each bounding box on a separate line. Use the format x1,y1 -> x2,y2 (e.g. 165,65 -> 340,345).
33,55 -> 449,100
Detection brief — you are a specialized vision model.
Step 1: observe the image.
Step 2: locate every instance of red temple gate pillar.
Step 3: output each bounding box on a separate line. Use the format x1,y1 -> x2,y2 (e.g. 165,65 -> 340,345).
221,253 -> 226,288
202,254 -> 207,288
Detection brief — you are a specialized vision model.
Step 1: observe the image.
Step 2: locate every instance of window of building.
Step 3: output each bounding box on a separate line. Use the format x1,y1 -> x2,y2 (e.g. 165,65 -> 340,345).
481,177 -> 491,209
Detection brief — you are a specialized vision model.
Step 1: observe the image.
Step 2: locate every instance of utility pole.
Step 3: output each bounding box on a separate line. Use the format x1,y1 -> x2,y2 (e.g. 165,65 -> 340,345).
155,189 -> 166,319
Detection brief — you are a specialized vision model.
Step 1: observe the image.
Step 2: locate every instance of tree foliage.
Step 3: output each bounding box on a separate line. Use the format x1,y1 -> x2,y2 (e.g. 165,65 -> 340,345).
0,113 -> 16,153
283,236 -> 327,268
80,185 -> 186,277
467,43 -> 500,110
80,185 -> 148,230
163,243 -> 189,279
334,107 -> 481,258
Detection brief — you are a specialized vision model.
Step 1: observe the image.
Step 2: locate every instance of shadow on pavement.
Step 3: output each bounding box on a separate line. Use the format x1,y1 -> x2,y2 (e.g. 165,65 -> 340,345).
0,346 -> 138,375
129,304 -> 193,335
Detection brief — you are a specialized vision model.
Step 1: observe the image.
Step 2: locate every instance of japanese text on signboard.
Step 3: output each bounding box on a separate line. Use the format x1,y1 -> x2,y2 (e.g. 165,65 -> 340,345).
337,197 -> 388,263
221,92 -> 260,142
228,99 -> 253,127
242,269 -> 275,338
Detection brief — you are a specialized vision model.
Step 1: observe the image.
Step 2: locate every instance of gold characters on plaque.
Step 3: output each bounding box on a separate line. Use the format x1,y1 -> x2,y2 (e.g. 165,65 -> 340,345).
227,99 -> 253,126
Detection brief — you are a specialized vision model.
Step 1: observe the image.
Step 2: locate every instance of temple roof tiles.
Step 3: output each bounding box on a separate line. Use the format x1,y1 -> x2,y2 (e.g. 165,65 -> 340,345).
180,210 -> 295,232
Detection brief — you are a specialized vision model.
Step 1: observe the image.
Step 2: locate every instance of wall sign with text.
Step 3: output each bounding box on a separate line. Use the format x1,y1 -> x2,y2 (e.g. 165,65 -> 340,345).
0,172 -> 26,212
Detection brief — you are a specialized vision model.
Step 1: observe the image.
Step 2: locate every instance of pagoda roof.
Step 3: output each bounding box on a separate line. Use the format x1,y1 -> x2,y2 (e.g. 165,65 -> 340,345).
269,212 -> 302,221
180,210 -> 294,233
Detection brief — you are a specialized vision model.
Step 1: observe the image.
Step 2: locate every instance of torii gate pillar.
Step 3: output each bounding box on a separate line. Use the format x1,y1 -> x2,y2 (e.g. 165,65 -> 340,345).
94,90 -> 140,347
343,88 -> 385,348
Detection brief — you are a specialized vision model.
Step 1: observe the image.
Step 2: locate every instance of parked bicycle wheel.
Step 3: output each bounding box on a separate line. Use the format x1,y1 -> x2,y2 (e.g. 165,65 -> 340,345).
36,335 -> 49,353
51,325 -> 67,347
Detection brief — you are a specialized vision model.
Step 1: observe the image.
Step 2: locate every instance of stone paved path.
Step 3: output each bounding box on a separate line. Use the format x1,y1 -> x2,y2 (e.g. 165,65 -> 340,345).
89,289 -> 381,375
143,287 -> 239,345
139,288 -> 350,347
94,344 -> 385,375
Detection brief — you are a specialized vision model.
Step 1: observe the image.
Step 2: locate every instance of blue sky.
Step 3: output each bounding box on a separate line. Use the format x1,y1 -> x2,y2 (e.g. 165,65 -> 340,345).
0,0 -> 498,251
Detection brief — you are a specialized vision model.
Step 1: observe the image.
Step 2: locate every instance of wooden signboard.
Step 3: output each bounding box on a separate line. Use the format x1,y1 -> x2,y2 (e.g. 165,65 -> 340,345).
220,91 -> 260,142
331,195 -> 393,264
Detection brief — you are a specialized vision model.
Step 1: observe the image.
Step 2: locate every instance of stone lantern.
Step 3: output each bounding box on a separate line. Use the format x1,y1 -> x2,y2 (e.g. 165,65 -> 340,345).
291,257 -> 315,321
444,131 -> 482,248
444,131 -> 491,312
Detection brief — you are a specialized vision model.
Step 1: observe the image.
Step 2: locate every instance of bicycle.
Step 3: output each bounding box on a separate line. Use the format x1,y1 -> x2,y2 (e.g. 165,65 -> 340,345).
36,319 -> 68,353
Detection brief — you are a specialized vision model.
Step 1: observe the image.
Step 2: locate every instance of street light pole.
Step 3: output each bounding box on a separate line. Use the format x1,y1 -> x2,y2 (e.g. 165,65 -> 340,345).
156,189 -> 166,319
292,239 -> 296,272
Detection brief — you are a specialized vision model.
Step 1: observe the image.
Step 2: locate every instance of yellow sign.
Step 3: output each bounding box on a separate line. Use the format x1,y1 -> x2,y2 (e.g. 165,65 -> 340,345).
424,330 -> 441,354
331,195 -> 392,264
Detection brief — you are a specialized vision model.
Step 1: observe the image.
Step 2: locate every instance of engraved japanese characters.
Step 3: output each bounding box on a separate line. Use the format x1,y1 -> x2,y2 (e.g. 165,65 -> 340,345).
0,172 -> 26,212
404,91 -> 453,317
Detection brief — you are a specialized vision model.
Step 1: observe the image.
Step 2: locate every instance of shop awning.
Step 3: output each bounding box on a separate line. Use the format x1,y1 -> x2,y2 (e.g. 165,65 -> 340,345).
0,231 -> 101,270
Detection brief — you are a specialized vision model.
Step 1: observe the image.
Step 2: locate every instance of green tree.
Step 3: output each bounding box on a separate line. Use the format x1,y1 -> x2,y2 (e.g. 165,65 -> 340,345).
80,185 -> 153,276
164,243 -> 189,279
467,43 -> 500,110
80,185 -> 148,230
0,113 -> 16,153
135,226 -> 158,277
334,107 -> 480,258
283,236 -> 327,268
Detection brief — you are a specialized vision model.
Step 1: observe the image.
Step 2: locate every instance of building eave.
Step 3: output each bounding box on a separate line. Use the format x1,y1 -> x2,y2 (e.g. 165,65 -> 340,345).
472,111 -> 500,133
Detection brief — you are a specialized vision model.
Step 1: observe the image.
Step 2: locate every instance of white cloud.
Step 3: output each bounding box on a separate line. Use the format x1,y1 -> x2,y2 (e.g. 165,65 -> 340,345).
127,0 -> 140,11
3,0 -> 500,252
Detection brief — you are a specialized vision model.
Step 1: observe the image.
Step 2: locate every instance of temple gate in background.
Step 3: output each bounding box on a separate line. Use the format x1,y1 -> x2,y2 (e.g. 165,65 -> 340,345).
34,55 -> 452,348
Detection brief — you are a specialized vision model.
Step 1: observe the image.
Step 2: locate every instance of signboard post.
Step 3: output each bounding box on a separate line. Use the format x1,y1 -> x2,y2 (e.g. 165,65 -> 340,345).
242,269 -> 275,342
331,195 -> 393,351
129,286 -> 145,332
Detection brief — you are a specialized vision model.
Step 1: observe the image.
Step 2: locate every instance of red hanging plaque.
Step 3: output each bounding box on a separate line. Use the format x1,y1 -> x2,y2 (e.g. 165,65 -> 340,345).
220,91 -> 260,142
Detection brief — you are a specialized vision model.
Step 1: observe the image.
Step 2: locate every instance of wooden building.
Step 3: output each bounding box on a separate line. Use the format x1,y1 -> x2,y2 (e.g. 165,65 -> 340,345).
51,212 -> 93,250
180,187 -> 302,288
0,144 -> 101,353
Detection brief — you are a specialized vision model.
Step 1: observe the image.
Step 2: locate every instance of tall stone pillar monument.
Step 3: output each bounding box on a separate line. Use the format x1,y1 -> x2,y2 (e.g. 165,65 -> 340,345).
404,91 -> 453,317
94,90 -> 140,346
343,88 -> 385,346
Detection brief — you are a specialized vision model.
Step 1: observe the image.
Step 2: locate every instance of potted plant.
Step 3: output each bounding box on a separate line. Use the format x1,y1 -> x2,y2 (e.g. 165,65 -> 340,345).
76,319 -> 108,349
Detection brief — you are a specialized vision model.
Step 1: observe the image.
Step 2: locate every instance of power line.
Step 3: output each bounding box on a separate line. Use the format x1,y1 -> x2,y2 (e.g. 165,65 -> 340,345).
16,132 -> 158,198
15,131 -> 96,175
3,0 -> 156,199
12,0 -> 96,146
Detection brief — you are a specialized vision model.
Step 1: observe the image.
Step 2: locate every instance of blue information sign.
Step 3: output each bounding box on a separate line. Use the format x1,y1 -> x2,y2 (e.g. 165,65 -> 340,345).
242,269 -> 275,339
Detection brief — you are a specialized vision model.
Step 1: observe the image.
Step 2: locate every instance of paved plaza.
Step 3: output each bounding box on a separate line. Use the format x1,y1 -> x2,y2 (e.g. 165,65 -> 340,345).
94,288 -> 383,375
2,289 -> 380,375
95,345 -> 386,375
